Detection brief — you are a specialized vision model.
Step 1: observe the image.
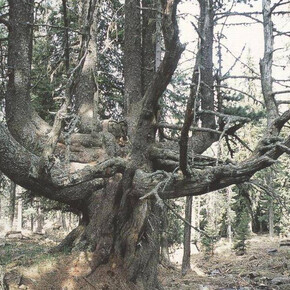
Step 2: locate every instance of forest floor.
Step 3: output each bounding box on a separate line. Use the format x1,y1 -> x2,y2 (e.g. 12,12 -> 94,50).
160,235 -> 290,290
0,233 -> 289,289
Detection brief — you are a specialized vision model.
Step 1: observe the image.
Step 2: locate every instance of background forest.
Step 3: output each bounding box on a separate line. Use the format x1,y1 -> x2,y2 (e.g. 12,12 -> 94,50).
0,0 -> 289,289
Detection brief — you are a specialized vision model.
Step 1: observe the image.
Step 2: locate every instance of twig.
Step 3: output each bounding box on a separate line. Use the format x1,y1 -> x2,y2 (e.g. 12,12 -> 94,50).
216,85 -> 264,106
272,90 -> 290,95
247,180 -> 289,214
163,200 -> 214,239
232,134 -> 253,152
219,42 -> 260,77
157,123 -> 224,135
223,45 -> 246,78
269,0 -> 290,15
82,276 -> 97,289
199,109 -> 251,122
216,119 -> 230,166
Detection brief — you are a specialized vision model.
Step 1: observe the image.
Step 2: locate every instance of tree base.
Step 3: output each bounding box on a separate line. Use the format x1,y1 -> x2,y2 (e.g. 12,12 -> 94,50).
9,249 -> 163,290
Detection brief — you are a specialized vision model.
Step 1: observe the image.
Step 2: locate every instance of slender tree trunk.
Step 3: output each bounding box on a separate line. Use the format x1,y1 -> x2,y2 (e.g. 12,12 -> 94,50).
8,181 -> 16,231
260,1 -> 277,239
260,0 -> 279,128
197,196 -> 201,240
266,170 -> 275,237
68,212 -> 72,231
61,213 -> 67,231
191,197 -> 197,241
17,193 -> 23,232
248,220 -> 253,235
182,196 -> 192,276
35,200 -> 44,233
226,187 -> 233,244
160,207 -> 172,268
269,198 -> 274,237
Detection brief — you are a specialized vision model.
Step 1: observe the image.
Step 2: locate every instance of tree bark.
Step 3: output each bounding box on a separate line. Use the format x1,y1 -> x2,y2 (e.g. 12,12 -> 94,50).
124,0 -> 142,138
8,181 -> 16,230
17,192 -> 22,232
160,206 -> 172,268
6,0 -> 50,146
35,200 -> 44,233
182,196 -> 192,276
74,0 -> 101,133
226,187 -> 233,244
1,1 -> 290,289
269,198 -> 274,237
180,0 -> 216,176
260,0 -> 279,128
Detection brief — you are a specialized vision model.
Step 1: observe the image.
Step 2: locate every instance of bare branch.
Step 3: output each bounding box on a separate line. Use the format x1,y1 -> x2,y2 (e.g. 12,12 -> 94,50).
247,180 -> 290,213
269,0 -> 290,15
0,124 -> 102,205
28,22 -> 83,35
272,90 -> 290,95
42,50 -> 88,160
223,45 -> 246,78
232,134 -> 253,152
221,75 -> 260,81
217,85 -> 264,106
164,201 -> 212,238
219,42 -> 260,77
215,10 -> 290,22
199,110 -> 251,123
157,123 -> 223,135
277,100 -> 290,105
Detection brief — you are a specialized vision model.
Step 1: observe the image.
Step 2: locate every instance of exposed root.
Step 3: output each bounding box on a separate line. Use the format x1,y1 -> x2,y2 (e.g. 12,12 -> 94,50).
49,225 -> 86,253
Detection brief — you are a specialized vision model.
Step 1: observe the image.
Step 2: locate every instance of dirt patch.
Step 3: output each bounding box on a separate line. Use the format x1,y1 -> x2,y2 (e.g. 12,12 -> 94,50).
160,235 -> 290,289
1,235 -> 289,289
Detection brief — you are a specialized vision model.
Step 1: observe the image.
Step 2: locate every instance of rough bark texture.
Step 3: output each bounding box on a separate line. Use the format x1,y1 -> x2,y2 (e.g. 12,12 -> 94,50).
6,0 -> 33,138
8,181 -> 16,230
6,0 -> 50,146
180,0 -> 216,177
17,192 -> 22,231
124,0 -> 142,138
74,0 -> 100,133
260,0 -> 279,128
1,1 -> 290,290
182,196 -> 192,276
160,207 -> 173,268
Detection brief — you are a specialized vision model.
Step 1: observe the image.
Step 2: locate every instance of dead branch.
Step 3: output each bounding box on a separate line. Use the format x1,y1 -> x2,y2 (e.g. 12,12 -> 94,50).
216,85 -> 264,106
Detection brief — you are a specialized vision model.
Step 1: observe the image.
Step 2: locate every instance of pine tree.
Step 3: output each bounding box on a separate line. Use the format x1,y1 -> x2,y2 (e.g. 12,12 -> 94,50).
233,190 -> 251,255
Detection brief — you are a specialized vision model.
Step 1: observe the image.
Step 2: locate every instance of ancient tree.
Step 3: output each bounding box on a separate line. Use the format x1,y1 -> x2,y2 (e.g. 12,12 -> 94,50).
0,0 -> 289,289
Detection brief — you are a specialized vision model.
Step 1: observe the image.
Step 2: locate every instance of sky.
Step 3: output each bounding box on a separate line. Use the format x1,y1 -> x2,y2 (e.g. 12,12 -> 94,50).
178,0 -> 290,104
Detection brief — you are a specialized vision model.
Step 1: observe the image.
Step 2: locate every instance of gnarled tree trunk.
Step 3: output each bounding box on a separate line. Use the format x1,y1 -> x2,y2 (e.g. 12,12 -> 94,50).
0,1 -> 290,289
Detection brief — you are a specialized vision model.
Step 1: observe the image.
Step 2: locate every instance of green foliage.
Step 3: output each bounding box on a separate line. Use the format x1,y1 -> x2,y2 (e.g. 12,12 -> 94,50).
232,186 -> 251,255
166,201 -> 184,246
201,222 -> 219,258
223,105 -> 266,122
233,210 -> 250,254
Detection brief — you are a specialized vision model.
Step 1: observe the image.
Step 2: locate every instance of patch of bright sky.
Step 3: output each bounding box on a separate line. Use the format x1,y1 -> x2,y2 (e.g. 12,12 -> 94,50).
178,0 -> 290,102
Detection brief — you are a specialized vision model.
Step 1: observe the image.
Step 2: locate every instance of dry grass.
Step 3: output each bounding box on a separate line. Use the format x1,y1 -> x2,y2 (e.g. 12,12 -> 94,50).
160,235 -> 290,289
1,234 -> 289,289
